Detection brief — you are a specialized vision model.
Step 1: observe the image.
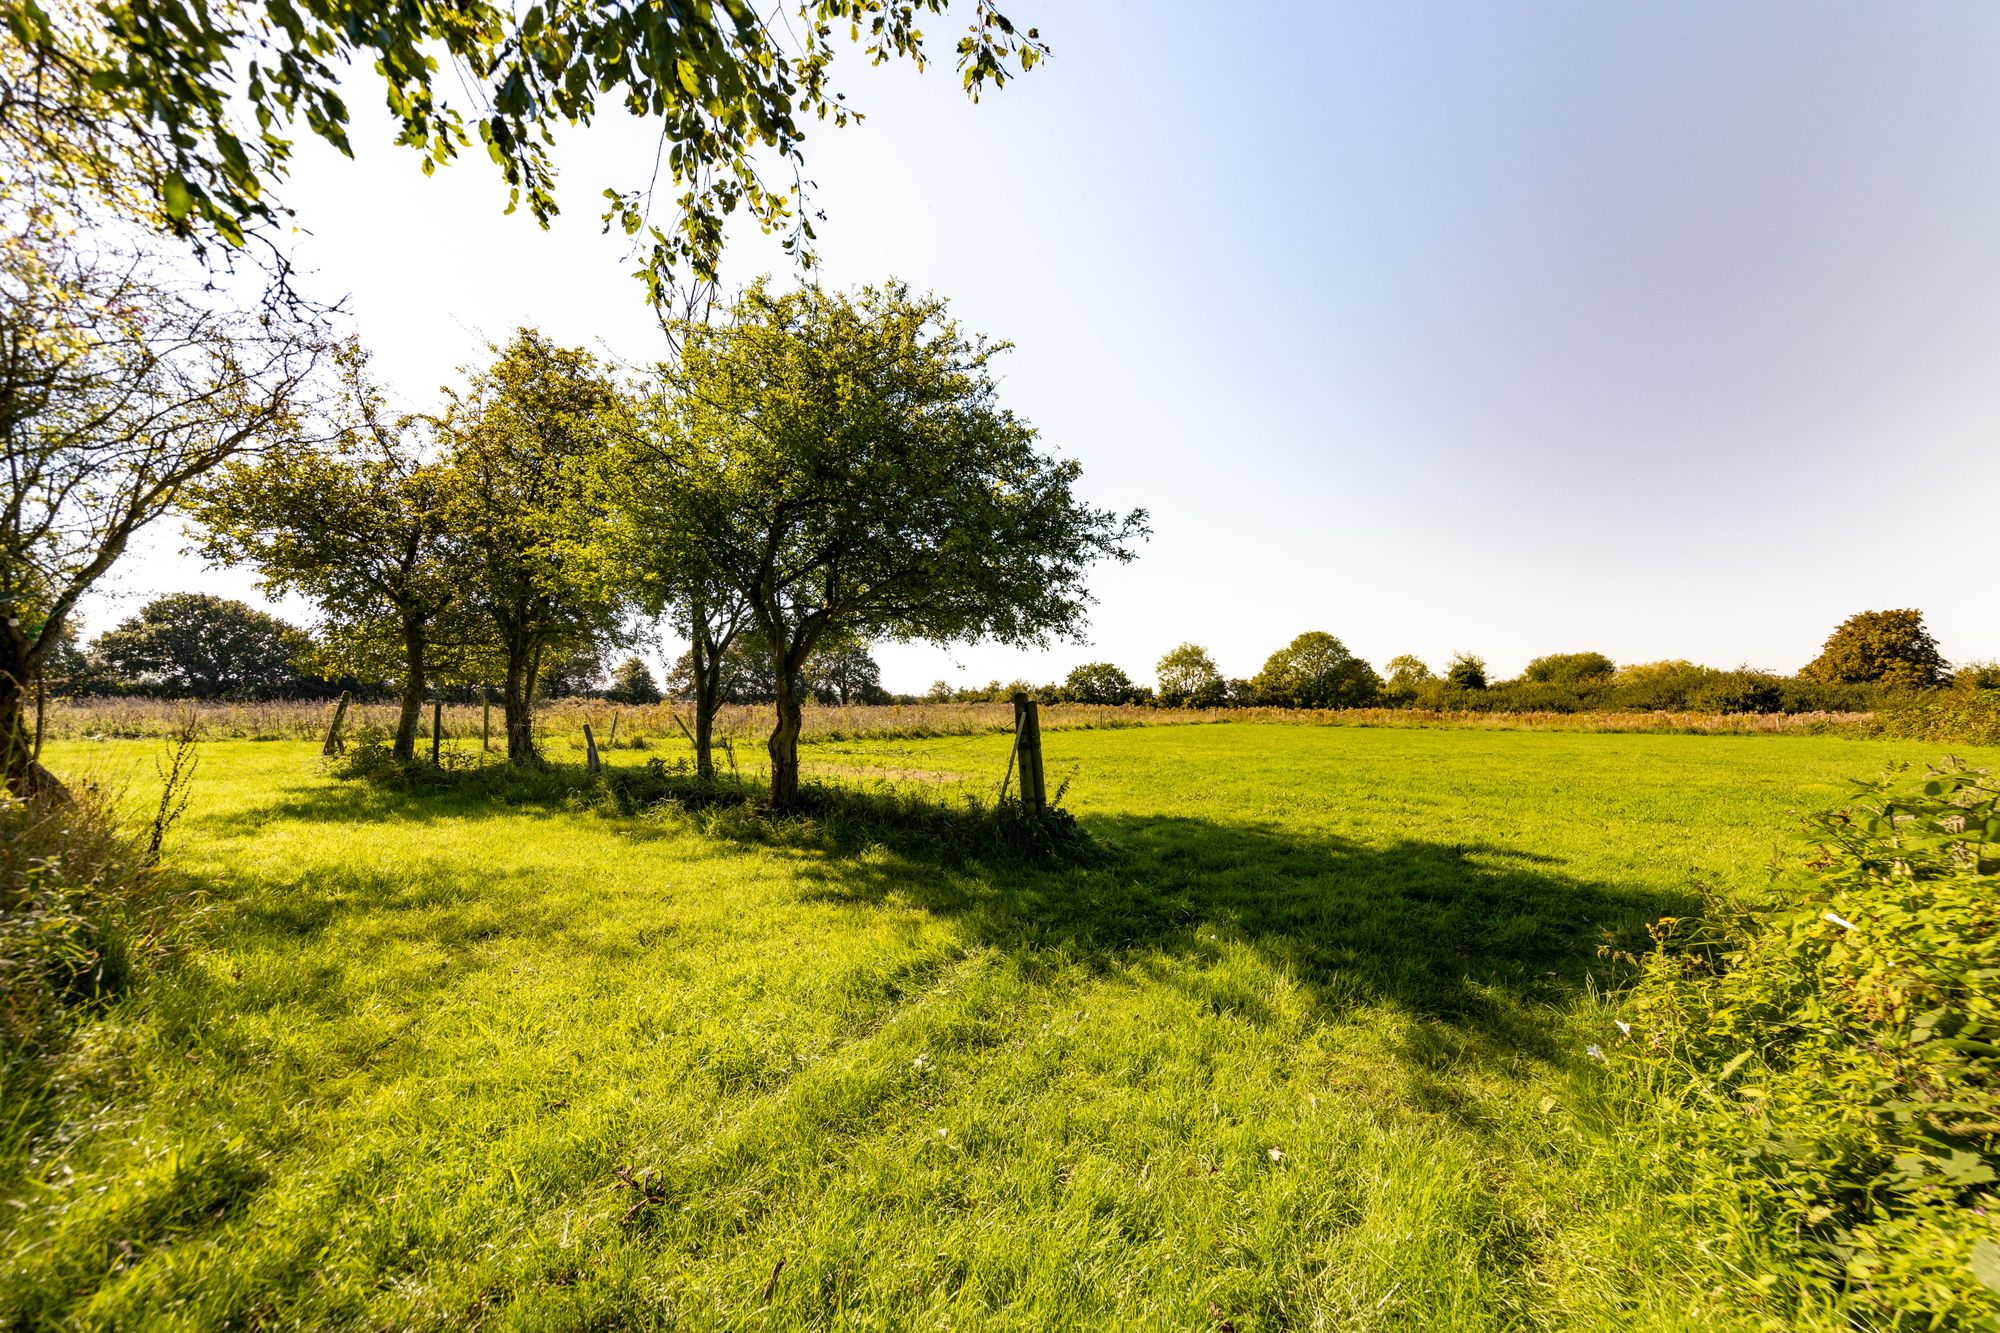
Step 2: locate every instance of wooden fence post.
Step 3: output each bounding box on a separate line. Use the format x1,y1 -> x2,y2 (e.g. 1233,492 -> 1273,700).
481,688 -> 492,752
1010,691 -> 1045,813
583,723 -> 603,776
321,691 -> 351,756
608,710 -> 620,749
431,700 -> 444,767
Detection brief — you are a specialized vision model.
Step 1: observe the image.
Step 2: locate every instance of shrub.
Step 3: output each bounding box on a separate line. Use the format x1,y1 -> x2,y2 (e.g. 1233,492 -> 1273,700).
1610,761 -> 2000,1326
1882,687 -> 2000,748
0,787 -> 186,1091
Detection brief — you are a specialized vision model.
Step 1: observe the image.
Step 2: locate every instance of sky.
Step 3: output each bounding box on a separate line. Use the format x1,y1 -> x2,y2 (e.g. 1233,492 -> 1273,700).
85,0 -> 2000,692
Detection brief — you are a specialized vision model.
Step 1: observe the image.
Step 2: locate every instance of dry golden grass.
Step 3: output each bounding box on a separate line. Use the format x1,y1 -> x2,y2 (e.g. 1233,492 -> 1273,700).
37,694 -> 1878,747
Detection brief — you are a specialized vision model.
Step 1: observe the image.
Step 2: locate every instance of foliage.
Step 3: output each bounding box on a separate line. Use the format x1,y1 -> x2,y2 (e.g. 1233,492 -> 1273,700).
1957,663 -> 2000,692
1802,609 -> 1948,690
1611,761 -> 2000,1326
1063,661 -> 1143,705
0,211 -> 319,792
627,279 -> 1144,807
1155,642 -> 1226,708
1251,631 -> 1381,709
605,657 -> 662,706
91,595 -> 311,700
190,340 -> 470,760
1,0 -> 1046,295
0,782 -> 184,1104
1520,651 -> 1615,684
1882,687 -> 2000,748
1445,652 -> 1487,690
808,634 -> 889,705
441,328 -> 627,764
1382,654 -> 1434,700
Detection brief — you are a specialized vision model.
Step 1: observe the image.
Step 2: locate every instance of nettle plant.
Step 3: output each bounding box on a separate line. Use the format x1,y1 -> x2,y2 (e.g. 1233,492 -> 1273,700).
1612,761 -> 2000,1325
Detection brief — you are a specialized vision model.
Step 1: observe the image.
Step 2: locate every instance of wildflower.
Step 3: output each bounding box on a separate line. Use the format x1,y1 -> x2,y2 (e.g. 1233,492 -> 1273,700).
911,1053 -> 930,1071
1823,911 -> 1858,931
1268,1148 -> 1285,1163
1586,1045 -> 1604,1060
1615,1020 -> 1632,1037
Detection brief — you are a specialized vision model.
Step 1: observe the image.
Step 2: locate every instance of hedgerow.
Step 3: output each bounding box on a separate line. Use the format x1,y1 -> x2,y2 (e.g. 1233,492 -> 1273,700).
1610,761 -> 2000,1327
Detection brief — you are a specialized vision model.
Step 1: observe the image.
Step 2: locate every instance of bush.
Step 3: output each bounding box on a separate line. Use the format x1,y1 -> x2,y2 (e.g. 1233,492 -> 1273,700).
1609,761 -> 2000,1326
0,787 -> 184,1090
1445,652 -> 1486,690
1882,687 -> 2000,747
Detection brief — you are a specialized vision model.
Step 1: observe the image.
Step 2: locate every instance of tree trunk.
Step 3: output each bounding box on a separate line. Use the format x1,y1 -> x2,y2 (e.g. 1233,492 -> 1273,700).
392,618 -> 428,763
693,684 -> 718,782
0,632 -> 66,800
503,641 -> 538,765
767,668 -> 805,809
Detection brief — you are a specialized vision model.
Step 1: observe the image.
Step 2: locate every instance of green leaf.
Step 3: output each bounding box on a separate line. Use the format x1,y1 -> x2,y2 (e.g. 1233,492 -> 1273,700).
1971,1240 -> 2000,1295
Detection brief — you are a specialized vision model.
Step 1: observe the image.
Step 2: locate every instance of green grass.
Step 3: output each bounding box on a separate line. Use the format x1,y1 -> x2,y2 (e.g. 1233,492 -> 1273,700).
6,725 -> 1994,1330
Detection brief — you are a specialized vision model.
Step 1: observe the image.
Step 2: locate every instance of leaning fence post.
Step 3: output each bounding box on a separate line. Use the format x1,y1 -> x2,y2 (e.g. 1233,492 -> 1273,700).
321,691 -> 352,756
583,722 -> 603,776
1010,691 -> 1045,813
431,699 -> 444,767
481,688 -> 492,752
608,710 -> 620,749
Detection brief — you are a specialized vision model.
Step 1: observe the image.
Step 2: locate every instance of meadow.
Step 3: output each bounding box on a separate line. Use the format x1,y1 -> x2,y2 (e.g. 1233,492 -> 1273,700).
4,723 -> 1993,1329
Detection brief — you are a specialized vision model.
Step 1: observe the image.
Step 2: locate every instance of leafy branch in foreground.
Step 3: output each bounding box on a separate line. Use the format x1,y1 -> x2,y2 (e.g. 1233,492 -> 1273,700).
1,0 -> 1047,297
1609,760 -> 2000,1326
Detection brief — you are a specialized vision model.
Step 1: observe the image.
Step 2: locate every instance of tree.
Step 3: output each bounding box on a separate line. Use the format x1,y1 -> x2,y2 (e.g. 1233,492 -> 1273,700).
1446,653 -> 1488,690
665,630 -> 777,706
1156,643 -> 1225,708
0,216 -> 318,794
808,634 -> 888,705
1382,654 -> 1434,703
441,329 -> 626,765
602,394 -> 755,779
605,657 -> 662,705
4,0 -> 1047,297
92,594 -> 309,698
1064,661 -> 1140,704
191,342 -> 467,762
1252,632 -> 1381,709
632,280 -> 1144,808
1521,651 -> 1616,684
1802,610 -> 1948,690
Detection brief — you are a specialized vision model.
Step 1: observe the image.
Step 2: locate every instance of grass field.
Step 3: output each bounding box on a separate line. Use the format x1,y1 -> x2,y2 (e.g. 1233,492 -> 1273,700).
5,724 -> 1993,1329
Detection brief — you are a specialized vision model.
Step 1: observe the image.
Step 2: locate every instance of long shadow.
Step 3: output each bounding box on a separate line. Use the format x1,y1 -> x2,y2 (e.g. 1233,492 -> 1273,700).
203,769 -> 1685,1063
786,810 -> 1689,1062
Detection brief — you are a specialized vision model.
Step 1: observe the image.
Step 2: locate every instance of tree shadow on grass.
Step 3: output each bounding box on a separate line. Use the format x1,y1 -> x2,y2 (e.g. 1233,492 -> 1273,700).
785,809 -> 1690,1067
203,767 -> 1685,1067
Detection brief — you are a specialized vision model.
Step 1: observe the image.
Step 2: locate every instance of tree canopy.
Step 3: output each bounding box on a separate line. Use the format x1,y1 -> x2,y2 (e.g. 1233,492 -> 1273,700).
1155,642 -> 1224,708
616,278 -> 1143,805
93,594 -> 309,698
1802,609 -> 1948,690
1252,632 -> 1381,709
2,0 -> 1047,296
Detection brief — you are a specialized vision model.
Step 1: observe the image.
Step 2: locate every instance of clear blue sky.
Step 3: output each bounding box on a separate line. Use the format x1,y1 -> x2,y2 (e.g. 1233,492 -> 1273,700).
91,0 -> 2000,690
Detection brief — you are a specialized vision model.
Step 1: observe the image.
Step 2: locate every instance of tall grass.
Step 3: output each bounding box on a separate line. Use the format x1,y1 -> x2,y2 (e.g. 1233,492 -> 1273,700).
39,694 -> 1880,746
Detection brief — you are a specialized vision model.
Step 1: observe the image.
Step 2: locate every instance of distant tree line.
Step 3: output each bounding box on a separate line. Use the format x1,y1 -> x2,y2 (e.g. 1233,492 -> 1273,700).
927,610 -> 1990,715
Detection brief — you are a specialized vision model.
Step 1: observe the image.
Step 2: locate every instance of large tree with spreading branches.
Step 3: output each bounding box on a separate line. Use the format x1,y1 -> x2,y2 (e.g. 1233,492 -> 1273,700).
619,279 -> 1144,808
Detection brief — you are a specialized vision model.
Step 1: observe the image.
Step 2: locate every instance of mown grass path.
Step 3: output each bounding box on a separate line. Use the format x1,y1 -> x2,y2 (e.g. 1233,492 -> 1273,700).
7,726 -> 1993,1330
